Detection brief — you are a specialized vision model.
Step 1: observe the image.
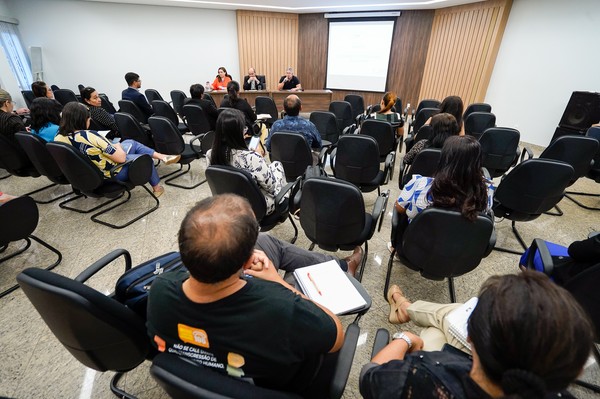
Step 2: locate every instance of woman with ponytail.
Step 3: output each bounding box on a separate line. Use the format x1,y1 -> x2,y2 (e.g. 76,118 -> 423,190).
219,80 -> 257,132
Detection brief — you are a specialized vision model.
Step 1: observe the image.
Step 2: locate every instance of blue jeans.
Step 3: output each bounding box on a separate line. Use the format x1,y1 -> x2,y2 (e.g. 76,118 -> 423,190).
115,139 -> 160,187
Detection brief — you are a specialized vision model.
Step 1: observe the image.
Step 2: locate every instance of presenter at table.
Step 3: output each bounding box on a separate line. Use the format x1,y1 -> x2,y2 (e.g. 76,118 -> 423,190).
243,67 -> 266,91
277,67 -> 302,91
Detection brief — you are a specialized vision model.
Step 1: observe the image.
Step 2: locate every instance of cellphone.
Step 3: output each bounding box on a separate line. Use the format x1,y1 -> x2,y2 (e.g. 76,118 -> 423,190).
248,136 -> 260,151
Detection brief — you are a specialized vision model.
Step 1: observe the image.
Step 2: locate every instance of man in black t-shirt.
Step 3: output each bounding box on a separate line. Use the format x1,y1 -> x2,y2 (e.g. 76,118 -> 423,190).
147,194 -> 344,394
278,67 -> 302,91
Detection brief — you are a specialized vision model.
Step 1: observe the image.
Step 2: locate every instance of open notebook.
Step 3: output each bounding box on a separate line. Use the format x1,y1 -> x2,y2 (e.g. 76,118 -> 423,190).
293,260 -> 366,315
446,297 -> 478,351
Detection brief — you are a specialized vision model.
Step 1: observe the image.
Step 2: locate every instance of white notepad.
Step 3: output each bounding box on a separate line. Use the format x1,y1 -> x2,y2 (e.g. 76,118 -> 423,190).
293,260 -> 366,315
446,297 -> 478,351
256,114 -> 272,120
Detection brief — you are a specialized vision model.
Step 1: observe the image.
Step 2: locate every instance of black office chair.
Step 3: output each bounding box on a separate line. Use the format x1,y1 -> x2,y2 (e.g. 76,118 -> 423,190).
53,89 -> 79,106
331,134 -> 391,195
22,90 -> 35,108
299,177 -> 388,281
205,165 -> 299,243
360,119 -> 397,173
406,108 -> 439,150
564,127 -> 600,210
114,112 -> 155,148
492,159 -> 574,254
150,322 -> 360,399
182,104 -> 212,136
329,101 -> 353,136
255,96 -> 279,127
17,249 -> 152,399
47,142 -> 159,229
385,207 -> 495,302
463,102 -> 492,121
170,90 -> 188,118
152,100 -> 189,134
413,99 -> 441,117
118,99 -> 150,125
310,111 -> 339,145
0,196 -> 61,298
145,88 -> 165,103
478,127 -> 520,178
464,112 -> 496,140
99,93 -> 118,114
270,131 -> 314,181
203,93 -> 217,107
398,148 -> 442,189
344,94 -> 365,119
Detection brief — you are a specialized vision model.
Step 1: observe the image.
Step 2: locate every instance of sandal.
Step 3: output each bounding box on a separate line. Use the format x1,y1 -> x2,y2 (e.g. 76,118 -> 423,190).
387,284 -> 410,324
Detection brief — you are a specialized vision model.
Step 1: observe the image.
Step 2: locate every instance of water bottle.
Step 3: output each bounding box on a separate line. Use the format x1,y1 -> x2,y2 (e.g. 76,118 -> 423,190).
257,83 -> 262,91
205,81 -> 211,92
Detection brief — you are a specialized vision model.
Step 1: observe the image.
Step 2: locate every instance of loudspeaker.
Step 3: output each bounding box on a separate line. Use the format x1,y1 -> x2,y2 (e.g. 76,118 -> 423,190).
551,126 -> 584,142
558,91 -> 600,132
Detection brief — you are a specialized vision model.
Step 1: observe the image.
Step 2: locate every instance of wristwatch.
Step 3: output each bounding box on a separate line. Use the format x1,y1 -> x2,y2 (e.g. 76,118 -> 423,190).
392,332 -> 412,349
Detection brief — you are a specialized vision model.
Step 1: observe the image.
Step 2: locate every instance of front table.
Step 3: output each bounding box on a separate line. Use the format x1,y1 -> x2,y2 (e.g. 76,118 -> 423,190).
206,90 -> 269,108
271,90 -> 333,113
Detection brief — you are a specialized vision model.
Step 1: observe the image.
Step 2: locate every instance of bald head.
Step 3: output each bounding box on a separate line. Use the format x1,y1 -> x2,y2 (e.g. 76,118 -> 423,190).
283,94 -> 302,116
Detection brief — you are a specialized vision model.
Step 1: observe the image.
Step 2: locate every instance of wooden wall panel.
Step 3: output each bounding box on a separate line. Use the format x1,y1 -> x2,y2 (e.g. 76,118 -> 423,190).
237,11 -> 298,91
418,0 -> 512,107
297,13 -> 328,92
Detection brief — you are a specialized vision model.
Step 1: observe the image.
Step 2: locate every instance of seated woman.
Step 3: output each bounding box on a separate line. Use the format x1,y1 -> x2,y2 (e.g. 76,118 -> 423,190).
211,66 -> 232,91
0,89 -> 27,145
220,80 -> 257,133
54,102 -> 180,197
362,271 -> 593,399
29,97 -> 63,142
372,91 -> 404,137
403,113 -> 459,165
207,108 -> 285,215
425,95 -> 464,136
31,81 -> 55,100
80,86 -> 119,138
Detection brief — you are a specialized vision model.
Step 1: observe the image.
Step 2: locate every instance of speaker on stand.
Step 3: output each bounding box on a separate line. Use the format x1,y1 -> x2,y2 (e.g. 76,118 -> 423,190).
552,91 -> 600,142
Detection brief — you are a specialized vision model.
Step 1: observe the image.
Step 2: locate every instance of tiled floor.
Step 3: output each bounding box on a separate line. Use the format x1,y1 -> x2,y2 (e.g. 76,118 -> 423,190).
1,141 -> 599,398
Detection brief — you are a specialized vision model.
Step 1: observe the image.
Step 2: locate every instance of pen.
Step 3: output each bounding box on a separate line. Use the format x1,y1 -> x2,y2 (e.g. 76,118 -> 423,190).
307,272 -> 322,296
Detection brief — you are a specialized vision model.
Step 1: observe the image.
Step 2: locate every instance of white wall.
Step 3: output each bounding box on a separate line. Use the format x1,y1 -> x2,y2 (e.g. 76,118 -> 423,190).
6,0 -> 239,104
0,0 -> 12,18
485,0 -> 600,146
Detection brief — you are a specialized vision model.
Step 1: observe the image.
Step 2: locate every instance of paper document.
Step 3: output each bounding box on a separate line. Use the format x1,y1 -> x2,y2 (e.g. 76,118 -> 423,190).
256,114 -> 271,120
445,297 -> 478,351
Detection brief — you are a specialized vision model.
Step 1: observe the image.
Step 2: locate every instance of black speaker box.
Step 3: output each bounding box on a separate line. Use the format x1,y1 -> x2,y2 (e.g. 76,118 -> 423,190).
558,91 -> 600,132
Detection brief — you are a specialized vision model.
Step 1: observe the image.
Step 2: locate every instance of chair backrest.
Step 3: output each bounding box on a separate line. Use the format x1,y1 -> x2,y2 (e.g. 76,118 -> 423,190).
15,132 -> 67,184
478,127 -> 520,178
270,131 -> 313,181
114,112 -> 155,148
463,102 -> 492,120
586,126 -> 600,172
299,177 -> 366,251
0,134 -> 39,177
414,125 -> 433,143
0,195 -> 38,247
46,141 -> 105,193
344,94 -> 365,119
400,148 -> 442,188
148,116 -> 186,155
329,101 -> 353,134
464,112 -> 496,139
310,111 -> 339,144
334,134 -> 380,185
255,96 -> 278,125
170,90 -> 188,117
17,267 -> 150,372
22,90 -> 35,108
205,165 -> 268,222
494,159 -> 574,216
203,93 -> 216,107
401,208 -> 494,280
152,100 -> 180,126
53,89 -> 79,106
182,104 -> 212,135
145,89 -> 164,103
99,93 -> 117,114
415,99 -> 441,115
118,99 -> 149,124
539,135 -> 599,181
360,119 -> 395,159
412,108 -> 440,134
563,263 -> 600,339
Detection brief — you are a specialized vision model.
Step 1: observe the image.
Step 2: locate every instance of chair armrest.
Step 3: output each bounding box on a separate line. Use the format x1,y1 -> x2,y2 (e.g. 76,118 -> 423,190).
383,152 -> 395,184
75,249 -> 132,283
372,190 -> 390,232
329,322 -> 360,399
189,133 -> 205,156
519,146 -> 533,163
275,180 -> 296,205
525,238 -> 554,276
371,328 -> 390,358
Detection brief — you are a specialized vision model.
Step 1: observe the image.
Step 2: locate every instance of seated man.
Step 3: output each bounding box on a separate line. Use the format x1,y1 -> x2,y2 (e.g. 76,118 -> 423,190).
147,194 -> 349,395
265,94 -> 322,153
277,67 -> 302,91
184,83 -> 219,130
243,67 -> 266,91
121,72 -> 153,119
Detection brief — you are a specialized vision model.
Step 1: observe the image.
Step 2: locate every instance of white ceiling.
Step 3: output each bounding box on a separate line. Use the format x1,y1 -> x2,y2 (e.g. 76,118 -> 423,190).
78,0 -> 483,13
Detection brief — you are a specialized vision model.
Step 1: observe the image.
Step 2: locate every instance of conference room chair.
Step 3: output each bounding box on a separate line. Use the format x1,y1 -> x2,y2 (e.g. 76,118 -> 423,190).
182,104 -> 212,136
151,100 -> 189,134
563,127 -> 600,210
255,96 -> 279,127
270,131 -> 314,181
114,112 -> 155,148
205,165 -> 299,243
344,94 -> 365,119
148,116 -> 208,189
403,124 -> 433,155
478,127 -> 520,178
47,142 -> 159,229
406,107 -> 439,149
0,195 -> 62,298
150,323 -> 361,399
203,93 -> 217,107
385,207 -> 495,302
118,99 -> 150,125
463,102 -> 492,121
310,111 -> 340,146
99,93 -> 118,114
145,88 -> 166,103
299,177 -> 388,281
329,101 -> 354,136
360,119 -> 398,179
464,111 -> 496,140
492,158 -> 574,254
21,90 -> 35,108
53,88 -> 79,106
170,90 -> 188,118
398,148 -> 442,190
17,249 -> 153,399
331,134 -> 391,195
412,98 -> 441,117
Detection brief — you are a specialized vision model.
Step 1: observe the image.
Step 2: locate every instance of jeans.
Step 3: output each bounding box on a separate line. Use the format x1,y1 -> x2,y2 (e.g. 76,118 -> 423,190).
115,139 -> 160,187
